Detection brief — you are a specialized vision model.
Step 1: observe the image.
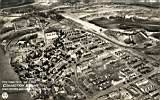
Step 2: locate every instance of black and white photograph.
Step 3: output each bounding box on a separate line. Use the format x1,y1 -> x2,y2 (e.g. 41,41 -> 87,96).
0,0 -> 160,100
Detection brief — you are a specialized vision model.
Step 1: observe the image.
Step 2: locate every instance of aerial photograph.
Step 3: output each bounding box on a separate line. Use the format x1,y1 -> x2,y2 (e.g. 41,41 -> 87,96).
0,0 -> 160,100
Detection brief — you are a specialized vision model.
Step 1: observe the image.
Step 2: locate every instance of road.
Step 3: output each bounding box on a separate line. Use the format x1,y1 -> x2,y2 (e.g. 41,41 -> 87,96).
60,13 -> 147,49
60,13 -> 160,62
60,12 -> 159,62
91,65 -> 160,100
1,6 -> 159,100
59,13 -> 160,100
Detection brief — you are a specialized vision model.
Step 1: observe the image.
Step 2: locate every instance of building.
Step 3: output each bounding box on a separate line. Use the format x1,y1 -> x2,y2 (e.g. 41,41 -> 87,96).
45,32 -> 58,44
135,79 -> 157,94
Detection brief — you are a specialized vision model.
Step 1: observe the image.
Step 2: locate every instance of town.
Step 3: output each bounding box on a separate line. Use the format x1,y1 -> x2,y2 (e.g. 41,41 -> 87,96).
0,0 -> 160,100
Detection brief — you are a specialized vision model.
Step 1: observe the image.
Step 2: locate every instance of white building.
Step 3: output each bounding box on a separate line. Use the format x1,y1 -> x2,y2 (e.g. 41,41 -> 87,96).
45,32 -> 58,44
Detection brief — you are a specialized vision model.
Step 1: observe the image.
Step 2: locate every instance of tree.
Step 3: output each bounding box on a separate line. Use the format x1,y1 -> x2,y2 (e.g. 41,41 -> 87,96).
60,0 -> 80,6
0,19 -> 6,29
69,0 -> 81,6
83,0 -> 92,4
60,0 -> 70,4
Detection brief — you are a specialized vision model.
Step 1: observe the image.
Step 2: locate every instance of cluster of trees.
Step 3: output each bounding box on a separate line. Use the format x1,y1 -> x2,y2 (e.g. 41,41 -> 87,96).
151,33 -> 160,39
1,27 -> 40,40
60,0 -> 80,5
19,34 -> 38,41
0,19 -> 6,29
0,26 -> 14,34
1,4 -> 45,16
83,0 -> 95,4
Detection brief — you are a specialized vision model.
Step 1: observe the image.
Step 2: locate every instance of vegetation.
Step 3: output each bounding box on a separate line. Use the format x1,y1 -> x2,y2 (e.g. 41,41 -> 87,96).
89,16 -> 160,32
83,0 -> 93,4
0,27 -> 14,34
0,19 -> 6,29
151,33 -> 160,39
0,27 -> 40,40
60,0 -> 81,6
19,34 -> 38,41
